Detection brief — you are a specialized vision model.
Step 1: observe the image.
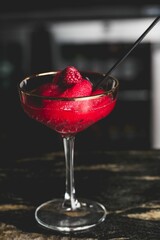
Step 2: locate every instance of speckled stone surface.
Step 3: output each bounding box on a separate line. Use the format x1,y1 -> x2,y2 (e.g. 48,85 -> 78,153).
0,150 -> 160,239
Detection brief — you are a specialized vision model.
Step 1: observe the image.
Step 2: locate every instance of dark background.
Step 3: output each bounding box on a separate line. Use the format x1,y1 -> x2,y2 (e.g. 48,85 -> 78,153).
0,1 -> 160,14
0,2 -> 160,164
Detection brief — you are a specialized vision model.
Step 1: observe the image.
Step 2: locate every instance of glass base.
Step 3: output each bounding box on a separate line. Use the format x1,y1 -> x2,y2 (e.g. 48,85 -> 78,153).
35,198 -> 107,233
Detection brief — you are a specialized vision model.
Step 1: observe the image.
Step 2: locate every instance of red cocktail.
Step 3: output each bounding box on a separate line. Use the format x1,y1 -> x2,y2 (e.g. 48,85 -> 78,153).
18,67 -> 119,233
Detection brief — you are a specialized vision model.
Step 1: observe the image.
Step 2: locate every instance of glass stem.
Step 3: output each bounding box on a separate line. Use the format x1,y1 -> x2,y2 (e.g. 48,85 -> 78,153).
62,135 -> 80,211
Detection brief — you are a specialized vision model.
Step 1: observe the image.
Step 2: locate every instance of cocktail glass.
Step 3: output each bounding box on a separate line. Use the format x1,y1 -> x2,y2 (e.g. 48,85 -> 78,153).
18,71 -> 119,233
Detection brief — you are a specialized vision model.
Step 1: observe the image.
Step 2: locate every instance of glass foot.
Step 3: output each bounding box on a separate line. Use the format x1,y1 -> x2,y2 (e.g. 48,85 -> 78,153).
35,198 -> 107,233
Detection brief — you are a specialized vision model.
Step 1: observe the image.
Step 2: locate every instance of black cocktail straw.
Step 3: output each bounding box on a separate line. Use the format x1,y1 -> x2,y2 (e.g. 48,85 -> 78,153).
94,16 -> 160,90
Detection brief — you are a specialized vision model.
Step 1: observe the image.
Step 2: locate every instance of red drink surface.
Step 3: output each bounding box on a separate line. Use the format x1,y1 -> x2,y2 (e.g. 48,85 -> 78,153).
22,90 -> 116,135
20,67 -> 117,136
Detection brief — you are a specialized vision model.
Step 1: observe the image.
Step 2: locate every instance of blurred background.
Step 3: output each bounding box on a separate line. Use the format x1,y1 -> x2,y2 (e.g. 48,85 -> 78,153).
0,1 -> 160,163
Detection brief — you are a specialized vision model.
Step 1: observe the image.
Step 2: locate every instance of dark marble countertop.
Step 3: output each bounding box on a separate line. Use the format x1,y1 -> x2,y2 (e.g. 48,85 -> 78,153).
1,150 -> 160,239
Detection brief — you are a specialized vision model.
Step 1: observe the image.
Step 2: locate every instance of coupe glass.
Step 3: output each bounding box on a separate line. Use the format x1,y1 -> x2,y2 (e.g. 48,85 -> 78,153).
18,71 -> 119,233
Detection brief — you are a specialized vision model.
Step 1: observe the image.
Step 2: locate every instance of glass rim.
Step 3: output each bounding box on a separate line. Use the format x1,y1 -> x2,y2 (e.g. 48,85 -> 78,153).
18,71 -> 119,101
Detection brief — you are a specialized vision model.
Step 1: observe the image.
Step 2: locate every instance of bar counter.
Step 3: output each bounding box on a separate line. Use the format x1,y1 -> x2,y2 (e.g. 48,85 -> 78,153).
1,150 -> 160,239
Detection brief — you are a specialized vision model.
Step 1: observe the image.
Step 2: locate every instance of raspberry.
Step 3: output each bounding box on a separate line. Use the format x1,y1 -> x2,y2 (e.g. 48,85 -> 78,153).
60,66 -> 82,86
59,79 -> 92,98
